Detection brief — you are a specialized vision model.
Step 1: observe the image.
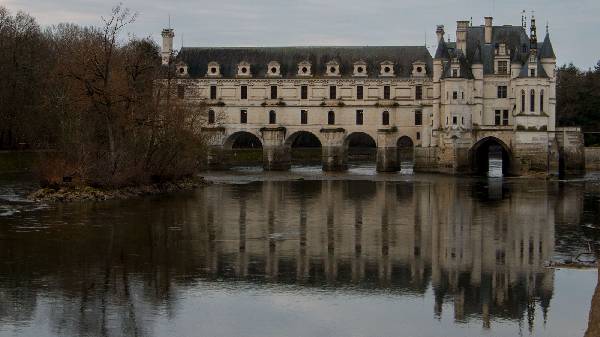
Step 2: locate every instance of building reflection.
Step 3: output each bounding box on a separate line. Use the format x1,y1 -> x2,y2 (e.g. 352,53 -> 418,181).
0,177 -> 590,335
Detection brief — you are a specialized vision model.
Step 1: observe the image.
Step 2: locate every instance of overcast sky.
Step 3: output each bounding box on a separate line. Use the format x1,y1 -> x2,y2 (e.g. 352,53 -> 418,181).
4,0 -> 599,68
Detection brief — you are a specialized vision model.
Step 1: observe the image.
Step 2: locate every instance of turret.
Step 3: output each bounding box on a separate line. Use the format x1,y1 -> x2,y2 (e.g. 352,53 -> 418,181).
161,28 -> 175,65
539,26 -> 557,79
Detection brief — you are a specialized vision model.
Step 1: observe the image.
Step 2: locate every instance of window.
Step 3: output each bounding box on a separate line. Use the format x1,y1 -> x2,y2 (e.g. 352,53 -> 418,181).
416,132 -> 420,140
415,85 -> 423,100
357,85 -> 364,100
329,86 -> 336,99
382,111 -> 390,125
497,86 -> 507,99
384,86 -> 390,99
177,84 -> 185,99
269,110 -> 276,124
452,91 -> 458,100
208,110 -> 215,124
495,110 -> 501,125
530,89 -> 535,112
240,110 -> 247,124
452,116 -> 457,125
462,92 -> 464,99
356,110 -> 363,125
462,117 -> 464,125
503,110 -> 509,126
301,85 -> 308,100
210,85 -> 217,100
301,110 -> 308,124
328,111 -> 335,125
415,110 -> 423,126
530,69 -> 536,77
498,61 -> 508,74
270,86 -> 278,99
521,90 -> 525,112
452,69 -> 458,78
540,90 -> 544,112
241,85 -> 247,100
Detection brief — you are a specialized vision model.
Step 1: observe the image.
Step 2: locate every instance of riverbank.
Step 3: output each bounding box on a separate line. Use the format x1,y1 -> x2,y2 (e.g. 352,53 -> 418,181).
27,177 -> 209,203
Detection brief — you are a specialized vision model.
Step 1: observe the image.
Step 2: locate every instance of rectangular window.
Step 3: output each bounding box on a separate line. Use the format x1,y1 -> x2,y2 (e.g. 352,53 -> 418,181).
329,86 -> 336,99
416,132 -> 421,140
453,91 -> 458,100
530,91 -> 535,112
495,110 -> 501,126
241,85 -> 247,99
177,84 -> 185,99
452,69 -> 458,78
461,92 -> 464,99
498,61 -> 508,74
357,85 -> 364,100
503,110 -> 509,125
356,110 -> 363,125
415,110 -> 423,126
301,85 -> 308,100
497,86 -> 507,99
415,85 -> 423,100
270,85 -> 278,99
210,85 -> 217,100
301,110 -> 308,125
530,69 -> 536,77
452,116 -> 457,125
384,86 -> 390,99
240,110 -> 247,124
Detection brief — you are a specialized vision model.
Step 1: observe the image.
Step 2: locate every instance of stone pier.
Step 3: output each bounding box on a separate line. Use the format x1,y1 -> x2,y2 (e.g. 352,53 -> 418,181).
376,129 -> 399,172
321,128 -> 347,171
261,127 -> 290,171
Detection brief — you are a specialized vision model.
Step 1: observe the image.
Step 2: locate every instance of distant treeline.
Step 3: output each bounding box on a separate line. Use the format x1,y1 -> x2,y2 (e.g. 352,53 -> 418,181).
0,6 -> 206,187
557,62 -> 600,145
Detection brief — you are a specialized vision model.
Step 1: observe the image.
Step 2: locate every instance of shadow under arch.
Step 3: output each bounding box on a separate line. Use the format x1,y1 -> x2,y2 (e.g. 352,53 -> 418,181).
284,131 -> 322,165
397,136 -> 415,171
470,137 -> 512,176
345,132 -> 377,163
223,131 -> 263,166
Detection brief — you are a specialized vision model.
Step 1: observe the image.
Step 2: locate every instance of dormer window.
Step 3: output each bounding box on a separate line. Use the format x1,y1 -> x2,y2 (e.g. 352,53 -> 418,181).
496,61 -> 508,75
530,68 -> 536,77
326,60 -> 340,77
379,61 -> 394,77
176,61 -> 188,77
353,60 -> 367,77
267,61 -> 281,77
452,68 -> 459,78
412,61 -> 426,77
237,61 -> 251,77
207,61 -> 220,77
297,60 -> 312,76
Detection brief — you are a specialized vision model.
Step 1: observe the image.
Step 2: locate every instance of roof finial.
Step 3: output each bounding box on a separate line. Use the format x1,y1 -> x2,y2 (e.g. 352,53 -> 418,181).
546,21 -> 549,34
530,10 -> 537,50
168,14 -> 171,29
521,10 -> 526,28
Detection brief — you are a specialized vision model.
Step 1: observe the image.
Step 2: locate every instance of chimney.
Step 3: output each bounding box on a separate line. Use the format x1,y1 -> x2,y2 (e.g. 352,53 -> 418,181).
161,28 -> 175,65
456,21 -> 469,54
436,25 -> 445,42
484,17 -> 493,44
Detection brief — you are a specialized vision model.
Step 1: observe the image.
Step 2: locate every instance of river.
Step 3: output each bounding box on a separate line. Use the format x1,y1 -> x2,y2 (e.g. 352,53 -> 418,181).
1,165 -> 600,337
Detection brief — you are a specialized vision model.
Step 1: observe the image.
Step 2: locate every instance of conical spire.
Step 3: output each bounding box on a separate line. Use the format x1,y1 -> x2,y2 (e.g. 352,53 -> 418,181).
471,45 -> 482,64
539,32 -> 556,59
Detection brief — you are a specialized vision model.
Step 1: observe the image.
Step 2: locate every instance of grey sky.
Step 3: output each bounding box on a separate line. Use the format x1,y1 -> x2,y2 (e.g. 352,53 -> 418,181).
4,0 -> 599,68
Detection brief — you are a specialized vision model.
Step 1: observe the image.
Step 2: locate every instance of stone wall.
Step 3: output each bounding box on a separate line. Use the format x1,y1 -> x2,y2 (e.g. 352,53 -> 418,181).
585,148 -> 600,171
556,127 -> 586,175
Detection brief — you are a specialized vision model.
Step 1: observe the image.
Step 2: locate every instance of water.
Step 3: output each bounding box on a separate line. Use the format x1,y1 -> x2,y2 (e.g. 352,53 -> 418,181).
1,169 -> 600,337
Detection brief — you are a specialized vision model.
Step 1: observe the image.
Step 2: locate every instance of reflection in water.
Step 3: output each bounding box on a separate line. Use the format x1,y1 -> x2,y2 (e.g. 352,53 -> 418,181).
0,176 -> 597,337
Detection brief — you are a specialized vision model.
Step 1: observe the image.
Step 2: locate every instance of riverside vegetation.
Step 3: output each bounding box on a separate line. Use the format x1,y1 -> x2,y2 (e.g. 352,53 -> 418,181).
0,5 -> 210,201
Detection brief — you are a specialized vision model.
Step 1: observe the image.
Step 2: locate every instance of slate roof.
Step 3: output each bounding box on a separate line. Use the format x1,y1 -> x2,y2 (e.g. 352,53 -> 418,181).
174,46 -> 433,78
539,33 -> 556,59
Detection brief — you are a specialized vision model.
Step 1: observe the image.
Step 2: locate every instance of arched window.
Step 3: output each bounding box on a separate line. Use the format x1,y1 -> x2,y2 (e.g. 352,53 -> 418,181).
521,90 -> 526,113
240,110 -> 248,124
269,110 -> 276,124
382,111 -> 390,125
300,110 -> 308,124
356,110 -> 363,125
530,89 -> 535,112
540,90 -> 544,113
208,109 -> 215,124
328,111 -> 335,125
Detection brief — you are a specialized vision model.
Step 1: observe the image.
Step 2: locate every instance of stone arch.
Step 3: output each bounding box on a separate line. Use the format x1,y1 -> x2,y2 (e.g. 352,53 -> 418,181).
397,136 -> 415,171
223,131 -> 263,149
470,137 -> 512,176
345,132 -> 377,163
285,131 -> 322,165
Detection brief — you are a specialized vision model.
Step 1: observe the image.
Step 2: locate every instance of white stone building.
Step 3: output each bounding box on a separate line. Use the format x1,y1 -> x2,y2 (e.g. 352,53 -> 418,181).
160,16 -> 584,175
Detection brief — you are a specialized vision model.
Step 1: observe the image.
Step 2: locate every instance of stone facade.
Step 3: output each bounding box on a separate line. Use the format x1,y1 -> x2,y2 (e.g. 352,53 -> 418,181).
160,15 -> 585,175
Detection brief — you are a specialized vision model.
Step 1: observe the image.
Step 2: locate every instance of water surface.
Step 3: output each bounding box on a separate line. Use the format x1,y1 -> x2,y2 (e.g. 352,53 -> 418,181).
1,168 -> 599,337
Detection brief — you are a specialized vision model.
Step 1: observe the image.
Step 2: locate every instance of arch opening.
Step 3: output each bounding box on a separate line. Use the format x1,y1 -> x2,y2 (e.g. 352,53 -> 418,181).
224,131 -> 263,167
345,132 -> 376,163
397,136 -> 415,173
471,137 -> 511,177
285,131 -> 322,165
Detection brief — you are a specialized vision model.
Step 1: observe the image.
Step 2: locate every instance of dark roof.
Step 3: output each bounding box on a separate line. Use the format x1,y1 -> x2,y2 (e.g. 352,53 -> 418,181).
539,33 -> 556,59
466,25 -> 530,74
435,39 -> 450,59
518,61 -> 548,78
175,46 -> 432,78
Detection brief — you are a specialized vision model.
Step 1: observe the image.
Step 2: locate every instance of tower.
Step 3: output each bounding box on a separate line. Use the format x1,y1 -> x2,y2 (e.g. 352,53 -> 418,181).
161,28 -> 175,65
